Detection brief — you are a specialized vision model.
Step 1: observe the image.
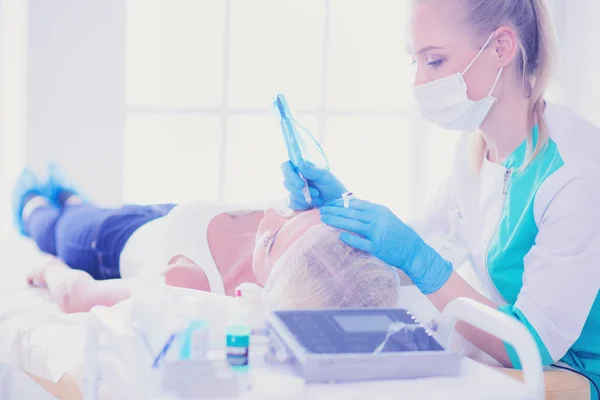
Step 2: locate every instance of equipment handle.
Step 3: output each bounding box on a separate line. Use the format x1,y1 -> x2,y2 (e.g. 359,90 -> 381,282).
439,297 -> 544,400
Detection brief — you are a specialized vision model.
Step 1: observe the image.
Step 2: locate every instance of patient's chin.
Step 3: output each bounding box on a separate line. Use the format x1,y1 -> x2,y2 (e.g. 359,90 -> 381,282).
164,263 -> 211,292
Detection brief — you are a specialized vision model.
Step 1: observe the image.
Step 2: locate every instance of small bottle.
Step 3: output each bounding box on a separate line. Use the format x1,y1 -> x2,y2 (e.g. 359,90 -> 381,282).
226,289 -> 251,371
234,283 -> 267,331
178,298 -> 209,361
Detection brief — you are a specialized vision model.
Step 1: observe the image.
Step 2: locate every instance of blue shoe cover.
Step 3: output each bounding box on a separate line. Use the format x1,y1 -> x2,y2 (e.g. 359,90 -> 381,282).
12,169 -> 44,236
44,163 -> 85,207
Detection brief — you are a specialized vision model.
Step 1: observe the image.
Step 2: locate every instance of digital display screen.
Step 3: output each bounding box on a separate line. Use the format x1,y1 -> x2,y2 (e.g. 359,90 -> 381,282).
333,315 -> 394,333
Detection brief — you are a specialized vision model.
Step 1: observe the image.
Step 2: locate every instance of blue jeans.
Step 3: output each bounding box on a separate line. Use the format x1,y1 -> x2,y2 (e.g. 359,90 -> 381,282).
26,203 -> 176,280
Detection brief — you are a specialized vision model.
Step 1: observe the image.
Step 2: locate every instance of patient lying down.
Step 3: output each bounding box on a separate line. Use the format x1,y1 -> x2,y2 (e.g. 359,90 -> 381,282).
14,169 -> 401,313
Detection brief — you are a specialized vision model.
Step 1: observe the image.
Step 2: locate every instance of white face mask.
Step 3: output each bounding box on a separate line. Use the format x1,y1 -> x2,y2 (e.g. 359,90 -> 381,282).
412,33 -> 503,132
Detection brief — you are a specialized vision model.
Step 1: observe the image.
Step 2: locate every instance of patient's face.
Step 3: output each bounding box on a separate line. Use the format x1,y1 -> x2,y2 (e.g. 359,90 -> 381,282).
252,208 -> 321,285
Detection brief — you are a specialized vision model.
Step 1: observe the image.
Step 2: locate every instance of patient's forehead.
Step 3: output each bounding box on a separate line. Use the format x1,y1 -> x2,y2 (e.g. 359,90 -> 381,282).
287,209 -> 322,233
271,209 -> 321,256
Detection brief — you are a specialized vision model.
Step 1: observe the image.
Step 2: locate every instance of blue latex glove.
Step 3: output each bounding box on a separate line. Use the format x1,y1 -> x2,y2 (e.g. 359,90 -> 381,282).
281,161 -> 347,211
320,198 -> 453,294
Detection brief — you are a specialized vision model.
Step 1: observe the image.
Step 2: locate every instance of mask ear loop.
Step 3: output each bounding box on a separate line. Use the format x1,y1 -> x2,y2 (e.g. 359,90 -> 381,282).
488,67 -> 504,97
462,32 -> 497,75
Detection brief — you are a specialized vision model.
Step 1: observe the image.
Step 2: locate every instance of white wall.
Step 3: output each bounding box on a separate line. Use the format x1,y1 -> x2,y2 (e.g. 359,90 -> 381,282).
551,0 -> 600,126
25,0 -> 127,207
0,0 -> 28,236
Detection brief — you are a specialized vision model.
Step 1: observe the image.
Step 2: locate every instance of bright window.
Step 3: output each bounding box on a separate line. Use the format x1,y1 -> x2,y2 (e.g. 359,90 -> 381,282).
123,0 -> 463,218
124,114 -> 221,204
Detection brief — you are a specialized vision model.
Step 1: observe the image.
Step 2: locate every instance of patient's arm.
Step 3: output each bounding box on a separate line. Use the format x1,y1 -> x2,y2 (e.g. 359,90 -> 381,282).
27,255 -> 211,313
27,257 -> 131,313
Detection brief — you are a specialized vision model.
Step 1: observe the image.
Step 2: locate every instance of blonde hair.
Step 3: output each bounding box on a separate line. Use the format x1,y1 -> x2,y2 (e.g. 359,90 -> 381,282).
450,0 -> 556,168
262,224 -> 400,310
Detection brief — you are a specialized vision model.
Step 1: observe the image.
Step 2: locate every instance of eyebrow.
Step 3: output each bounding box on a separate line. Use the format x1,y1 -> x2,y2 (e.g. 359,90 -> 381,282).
267,228 -> 282,255
409,46 -> 445,55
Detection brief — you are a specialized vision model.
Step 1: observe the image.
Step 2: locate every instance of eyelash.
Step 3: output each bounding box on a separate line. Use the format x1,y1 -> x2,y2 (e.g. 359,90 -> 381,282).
264,234 -> 276,248
427,59 -> 444,68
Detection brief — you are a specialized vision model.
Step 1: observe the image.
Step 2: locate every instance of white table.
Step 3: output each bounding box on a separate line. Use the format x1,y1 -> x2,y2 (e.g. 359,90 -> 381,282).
241,356 -> 531,400
84,291 -> 544,400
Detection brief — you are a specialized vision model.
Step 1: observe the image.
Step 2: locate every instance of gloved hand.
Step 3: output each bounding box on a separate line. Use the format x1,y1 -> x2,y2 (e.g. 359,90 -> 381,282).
319,198 -> 453,294
281,161 -> 347,210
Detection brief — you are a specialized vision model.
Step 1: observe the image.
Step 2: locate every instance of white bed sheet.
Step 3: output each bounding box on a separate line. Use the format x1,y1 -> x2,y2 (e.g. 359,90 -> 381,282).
0,235 -> 88,383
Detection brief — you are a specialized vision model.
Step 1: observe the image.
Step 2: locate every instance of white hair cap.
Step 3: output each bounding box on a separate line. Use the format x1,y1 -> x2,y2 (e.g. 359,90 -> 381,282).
263,224 -> 401,310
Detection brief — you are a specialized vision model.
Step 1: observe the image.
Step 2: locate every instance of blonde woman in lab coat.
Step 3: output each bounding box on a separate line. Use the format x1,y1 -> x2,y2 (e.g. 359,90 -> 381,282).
282,0 -> 600,398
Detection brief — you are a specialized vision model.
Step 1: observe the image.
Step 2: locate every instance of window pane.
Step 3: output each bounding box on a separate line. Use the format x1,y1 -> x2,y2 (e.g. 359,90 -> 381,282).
324,116 -> 411,217
228,0 -> 325,110
126,0 -> 225,107
327,0 -> 411,112
224,115 -> 319,203
124,115 -> 220,204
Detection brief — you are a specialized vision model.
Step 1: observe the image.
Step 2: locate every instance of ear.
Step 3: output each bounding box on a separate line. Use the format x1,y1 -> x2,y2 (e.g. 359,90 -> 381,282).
493,26 -> 519,68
